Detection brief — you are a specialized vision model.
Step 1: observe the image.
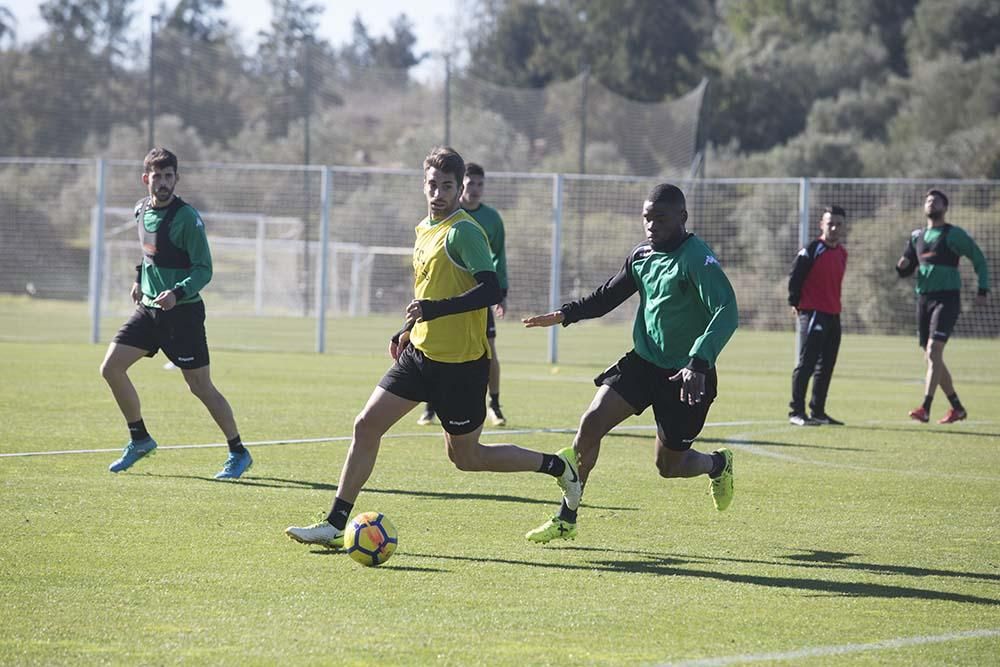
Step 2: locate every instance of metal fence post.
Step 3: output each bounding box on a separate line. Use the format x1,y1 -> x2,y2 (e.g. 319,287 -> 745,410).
794,177 -> 811,362
89,158 -> 107,344
316,166 -> 332,353
548,173 -> 564,364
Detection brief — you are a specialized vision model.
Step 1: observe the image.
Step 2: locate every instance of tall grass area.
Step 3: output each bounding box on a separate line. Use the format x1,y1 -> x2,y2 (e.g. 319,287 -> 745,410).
1,314 -> 998,664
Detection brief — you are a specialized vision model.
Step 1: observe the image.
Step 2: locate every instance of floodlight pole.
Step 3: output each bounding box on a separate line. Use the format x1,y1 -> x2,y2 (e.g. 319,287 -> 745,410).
443,53 -> 451,145
147,14 -> 159,149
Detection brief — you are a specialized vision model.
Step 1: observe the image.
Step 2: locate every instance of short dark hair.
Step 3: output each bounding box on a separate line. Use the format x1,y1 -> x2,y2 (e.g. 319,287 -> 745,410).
424,146 -> 465,185
825,205 -> 847,218
143,147 -> 178,173
647,183 -> 686,209
927,189 -> 949,209
466,162 -> 485,178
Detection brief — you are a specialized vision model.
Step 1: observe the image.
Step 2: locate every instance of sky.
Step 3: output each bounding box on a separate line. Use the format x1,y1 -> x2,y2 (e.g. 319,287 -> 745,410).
6,0 -> 457,80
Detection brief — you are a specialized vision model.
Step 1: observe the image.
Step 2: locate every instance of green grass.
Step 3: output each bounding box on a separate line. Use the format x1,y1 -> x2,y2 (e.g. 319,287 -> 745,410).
1,319 -> 999,665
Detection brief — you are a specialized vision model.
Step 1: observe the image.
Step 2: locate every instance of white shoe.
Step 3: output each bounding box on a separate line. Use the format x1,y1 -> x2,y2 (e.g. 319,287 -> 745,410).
556,447 -> 582,511
416,408 -> 436,426
789,413 -> 819,426
284,521 -> 344,548
487,405 -> 507,426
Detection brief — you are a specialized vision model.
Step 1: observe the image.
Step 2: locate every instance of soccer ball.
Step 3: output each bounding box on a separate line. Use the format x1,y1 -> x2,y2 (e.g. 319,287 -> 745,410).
345,511 -> 398,566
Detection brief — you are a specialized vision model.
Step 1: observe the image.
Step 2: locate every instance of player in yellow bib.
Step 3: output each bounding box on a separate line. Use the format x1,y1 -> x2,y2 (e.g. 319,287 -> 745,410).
285,147 -> 582,549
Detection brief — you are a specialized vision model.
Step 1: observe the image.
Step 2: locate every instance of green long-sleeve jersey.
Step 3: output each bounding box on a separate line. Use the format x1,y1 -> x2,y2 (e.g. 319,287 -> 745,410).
135,197 -> 213,307
561,233 -> 739,371
898,223 -> 990,295
463,203 -> 508,290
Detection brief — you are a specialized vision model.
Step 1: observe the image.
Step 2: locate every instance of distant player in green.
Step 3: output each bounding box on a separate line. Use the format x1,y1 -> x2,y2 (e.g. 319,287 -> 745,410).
896,189 -> 990,424
100,148 -> 251,478
522,183 -> 738,543
284,146 -> 581,549
418,162 -> 510,426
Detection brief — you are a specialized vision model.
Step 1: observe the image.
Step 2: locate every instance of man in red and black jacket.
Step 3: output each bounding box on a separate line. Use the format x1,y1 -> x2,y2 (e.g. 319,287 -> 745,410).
787,206 -> 848,426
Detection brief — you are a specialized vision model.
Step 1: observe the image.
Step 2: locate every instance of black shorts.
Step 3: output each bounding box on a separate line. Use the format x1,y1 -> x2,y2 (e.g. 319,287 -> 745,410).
917,291 -> 961,348
112,301 -> 210,369
378,345 -> 489,435
486,308 -> 496,339
595,351 -> 718,451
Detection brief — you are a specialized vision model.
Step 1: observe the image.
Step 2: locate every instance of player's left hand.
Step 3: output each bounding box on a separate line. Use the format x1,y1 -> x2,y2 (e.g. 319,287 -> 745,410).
389,330 -> 410,360
494,300 -> 506,319
522,311 -> 564,328
668,368 -> 706,405
405,299 -> 424,323
153,289 -> 177,311
975,293 -> 988,308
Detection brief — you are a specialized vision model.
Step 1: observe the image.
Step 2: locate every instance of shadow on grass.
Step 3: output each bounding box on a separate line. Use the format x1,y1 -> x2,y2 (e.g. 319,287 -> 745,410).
401,548 -> 999,606
305,549 -> 448,572
145,474 -> 635,511
855,425 -> 1000,439
698,436 -> 870,452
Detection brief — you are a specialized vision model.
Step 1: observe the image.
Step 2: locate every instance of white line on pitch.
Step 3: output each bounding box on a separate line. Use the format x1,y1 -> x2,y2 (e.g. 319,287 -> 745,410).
660,627 -> 1000,666
0,421 -> 777,459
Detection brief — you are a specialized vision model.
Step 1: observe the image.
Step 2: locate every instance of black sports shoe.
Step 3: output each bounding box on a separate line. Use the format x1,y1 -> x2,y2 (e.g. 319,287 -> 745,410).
811,412 -> 844,426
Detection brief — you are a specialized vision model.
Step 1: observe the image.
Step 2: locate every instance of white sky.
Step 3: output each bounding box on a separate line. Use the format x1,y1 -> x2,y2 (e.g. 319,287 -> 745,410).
6,0 -> 458,80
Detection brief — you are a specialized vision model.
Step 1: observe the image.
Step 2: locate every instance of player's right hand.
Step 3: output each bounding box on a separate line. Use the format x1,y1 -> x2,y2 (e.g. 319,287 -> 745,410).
522,311 -> 564,328
131,283 -> 142,304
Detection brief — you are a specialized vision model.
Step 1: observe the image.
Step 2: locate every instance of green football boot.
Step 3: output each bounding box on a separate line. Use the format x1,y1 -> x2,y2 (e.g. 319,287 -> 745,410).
525,517 -> 577,543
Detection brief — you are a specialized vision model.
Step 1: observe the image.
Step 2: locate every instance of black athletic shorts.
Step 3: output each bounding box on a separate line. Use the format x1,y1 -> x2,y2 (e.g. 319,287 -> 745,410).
595,350 -> 718,451
112,301 -> 210,369
917,291 -> 961,348
486,308 -> 496,339
378,344 -> 489,435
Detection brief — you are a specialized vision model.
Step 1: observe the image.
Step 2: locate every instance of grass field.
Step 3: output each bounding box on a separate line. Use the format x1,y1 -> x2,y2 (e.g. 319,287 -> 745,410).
1,316 -> 999,665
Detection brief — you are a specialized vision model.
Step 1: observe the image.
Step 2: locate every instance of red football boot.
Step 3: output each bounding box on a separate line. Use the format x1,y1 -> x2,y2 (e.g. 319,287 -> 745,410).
937,407 -> 967,424
908,406 -> 930,423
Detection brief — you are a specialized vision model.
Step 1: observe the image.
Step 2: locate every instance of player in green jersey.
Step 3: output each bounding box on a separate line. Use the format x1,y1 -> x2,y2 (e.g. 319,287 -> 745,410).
284,147 -> 581,549
896,189 -> 990,424
418,162 -> 510,426
522,183 -> 739,543
101,148 -> 251,479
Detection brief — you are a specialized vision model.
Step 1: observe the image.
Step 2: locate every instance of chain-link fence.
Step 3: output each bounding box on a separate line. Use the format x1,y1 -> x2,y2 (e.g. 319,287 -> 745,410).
1,158 -> 997,360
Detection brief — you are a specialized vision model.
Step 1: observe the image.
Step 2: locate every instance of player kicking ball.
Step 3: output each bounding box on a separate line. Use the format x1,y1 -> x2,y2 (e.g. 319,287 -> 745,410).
522,183 -> 738,543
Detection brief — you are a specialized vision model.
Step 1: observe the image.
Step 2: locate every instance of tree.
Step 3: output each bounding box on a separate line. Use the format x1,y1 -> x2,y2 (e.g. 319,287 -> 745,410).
906,0 -> 1000,63
154,0 -> 249,146
254,0 -> 330,139
0,4 -> 15,47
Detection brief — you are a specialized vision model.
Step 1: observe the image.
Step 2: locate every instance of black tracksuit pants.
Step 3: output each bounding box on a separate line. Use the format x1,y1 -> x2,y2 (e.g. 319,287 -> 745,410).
790,310 -> 841,416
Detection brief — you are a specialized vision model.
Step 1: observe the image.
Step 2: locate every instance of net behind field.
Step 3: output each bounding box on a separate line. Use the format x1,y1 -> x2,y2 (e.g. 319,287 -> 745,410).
1,160 -> 998,359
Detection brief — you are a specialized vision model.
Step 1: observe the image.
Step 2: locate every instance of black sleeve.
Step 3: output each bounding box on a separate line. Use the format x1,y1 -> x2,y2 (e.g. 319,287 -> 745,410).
560,252 -> 639,325
788,243 -> 816,307
419,271 -> 502,321
896,233 -> 918,277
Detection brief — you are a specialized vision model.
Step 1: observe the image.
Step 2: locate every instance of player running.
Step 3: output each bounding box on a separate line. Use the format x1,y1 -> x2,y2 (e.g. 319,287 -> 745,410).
522,183 -> 738,543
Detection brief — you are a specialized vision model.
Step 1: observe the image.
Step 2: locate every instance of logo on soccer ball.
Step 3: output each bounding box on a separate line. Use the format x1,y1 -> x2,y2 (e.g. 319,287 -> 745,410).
345,511 -> 398,567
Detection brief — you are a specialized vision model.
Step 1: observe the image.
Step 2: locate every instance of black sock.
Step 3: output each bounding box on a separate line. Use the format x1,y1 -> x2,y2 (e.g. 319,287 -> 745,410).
946,393 -> 963,410
326,497 -> 354,531
708,452 -> 725,478
557,498 -> 577,523
489,393 -> 500,409
127,419 -> 149,441
922,395 -> 934,412
538,453 -> 566,477
227,435 -> 246,454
